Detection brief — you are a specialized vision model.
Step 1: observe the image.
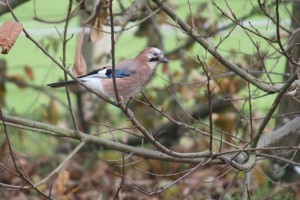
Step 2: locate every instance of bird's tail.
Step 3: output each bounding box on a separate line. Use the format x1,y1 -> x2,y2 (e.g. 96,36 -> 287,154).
47,80 -> 77,88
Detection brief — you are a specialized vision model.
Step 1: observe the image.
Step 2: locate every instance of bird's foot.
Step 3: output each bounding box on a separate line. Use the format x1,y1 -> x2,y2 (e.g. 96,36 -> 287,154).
116,96 -> 125,106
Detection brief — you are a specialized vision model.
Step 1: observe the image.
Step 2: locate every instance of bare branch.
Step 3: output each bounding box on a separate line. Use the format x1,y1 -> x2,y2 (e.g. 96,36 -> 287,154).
258,117 -> 300,148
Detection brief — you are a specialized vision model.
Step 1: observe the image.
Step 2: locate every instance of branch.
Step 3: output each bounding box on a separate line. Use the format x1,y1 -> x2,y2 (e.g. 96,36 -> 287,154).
257,117 -> 300,148
62,0 -> 79,130
0,0 -> 30,16
0,113 -> 210,164
113,0 -> 147,27
242,172 -> 251,200
109,0 -> 121,102
0,113 -> 255,171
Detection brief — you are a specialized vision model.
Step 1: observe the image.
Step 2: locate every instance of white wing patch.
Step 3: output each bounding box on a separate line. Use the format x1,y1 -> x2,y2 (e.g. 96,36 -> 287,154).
96,68 -> 109,78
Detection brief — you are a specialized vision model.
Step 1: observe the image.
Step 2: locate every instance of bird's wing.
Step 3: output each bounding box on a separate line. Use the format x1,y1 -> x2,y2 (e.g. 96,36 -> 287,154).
105,69 -> 134,78
78,66 -> 135,79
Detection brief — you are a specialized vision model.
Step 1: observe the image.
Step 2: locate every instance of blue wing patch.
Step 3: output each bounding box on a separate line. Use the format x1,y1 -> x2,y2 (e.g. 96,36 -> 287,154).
105,69 -> 133,78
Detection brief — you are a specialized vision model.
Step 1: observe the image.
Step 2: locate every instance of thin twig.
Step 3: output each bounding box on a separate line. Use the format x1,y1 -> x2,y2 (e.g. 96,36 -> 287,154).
109,0 -> 121,103
114,154 -> 125,199
119,157 -> 210,195
200,57 -> 214,153
62,0 -> 79,130
247,82 -> 253,142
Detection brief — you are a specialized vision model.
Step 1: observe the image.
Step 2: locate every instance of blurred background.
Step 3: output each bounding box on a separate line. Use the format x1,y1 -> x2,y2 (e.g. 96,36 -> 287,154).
0,0 -> 299,199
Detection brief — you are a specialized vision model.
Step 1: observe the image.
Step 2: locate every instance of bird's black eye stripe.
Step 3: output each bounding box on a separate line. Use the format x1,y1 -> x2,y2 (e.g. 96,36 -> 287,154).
149,57 -> 159,62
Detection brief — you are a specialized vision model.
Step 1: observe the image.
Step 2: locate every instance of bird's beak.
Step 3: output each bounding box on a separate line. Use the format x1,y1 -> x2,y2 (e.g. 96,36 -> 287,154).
160,57 -> 169,63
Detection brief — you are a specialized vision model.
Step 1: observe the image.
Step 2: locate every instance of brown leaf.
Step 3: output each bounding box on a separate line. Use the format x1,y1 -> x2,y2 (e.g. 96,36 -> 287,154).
57,169 -> 79,200
207,57 -> 228,73
90,0 -> 110,42
7,74 -> 26,89
90,18 -> 105,42
181,85 -> 195,100
73,28 -> 87,76
44,99 -> 60,124
213,112 -> 236,142
57,170 -> 70,195
0,22 -> 23,54
252,164 -> 267,188
17,129 -> 23,144
24,66 -> 34,80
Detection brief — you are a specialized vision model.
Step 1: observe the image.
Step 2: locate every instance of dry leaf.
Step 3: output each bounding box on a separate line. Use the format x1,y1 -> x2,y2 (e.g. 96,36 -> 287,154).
7,74 -> 26,89
90,0 -> 110,42
24,66 -> 34,80
252,164 -> 267,188
73,28 -> 87,76
213,112 -> 236,142
57,169 -> 79,200
90,18 -> 104,42
0,22 -> 23,54
207,57 -> 228,73
57,170 -> 70,195
45,99 -> 60,124
181,85 -> 195,100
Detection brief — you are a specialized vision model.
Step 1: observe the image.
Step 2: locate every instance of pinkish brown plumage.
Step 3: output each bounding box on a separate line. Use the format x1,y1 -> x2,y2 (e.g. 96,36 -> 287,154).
47,47 -> 169,100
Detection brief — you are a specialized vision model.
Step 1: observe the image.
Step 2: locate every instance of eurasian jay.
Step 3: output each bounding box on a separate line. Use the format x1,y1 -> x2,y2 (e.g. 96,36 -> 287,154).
47,47 -> 169,100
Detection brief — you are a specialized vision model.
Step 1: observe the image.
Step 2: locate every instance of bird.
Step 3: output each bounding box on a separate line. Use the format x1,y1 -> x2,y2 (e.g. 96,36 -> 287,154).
47,47 -> 169,100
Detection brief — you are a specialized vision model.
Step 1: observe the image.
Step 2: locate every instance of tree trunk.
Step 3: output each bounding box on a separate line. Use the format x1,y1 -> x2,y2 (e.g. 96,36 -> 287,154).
273,0 -> 300,181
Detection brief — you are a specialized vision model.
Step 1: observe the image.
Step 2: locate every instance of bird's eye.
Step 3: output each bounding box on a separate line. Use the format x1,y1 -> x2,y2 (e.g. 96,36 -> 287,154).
153,52 -> 158,56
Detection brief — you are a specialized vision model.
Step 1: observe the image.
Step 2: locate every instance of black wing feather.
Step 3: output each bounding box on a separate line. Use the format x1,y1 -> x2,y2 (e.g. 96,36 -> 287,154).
47,80 -> 77,88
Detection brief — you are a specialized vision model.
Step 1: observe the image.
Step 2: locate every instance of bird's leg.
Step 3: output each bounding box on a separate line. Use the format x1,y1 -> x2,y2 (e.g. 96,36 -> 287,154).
117,96 -> 133,120
116,96 -> 125,106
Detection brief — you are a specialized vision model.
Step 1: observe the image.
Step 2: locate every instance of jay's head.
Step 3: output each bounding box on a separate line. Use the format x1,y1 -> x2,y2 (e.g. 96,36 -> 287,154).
137,47 -> 169,69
